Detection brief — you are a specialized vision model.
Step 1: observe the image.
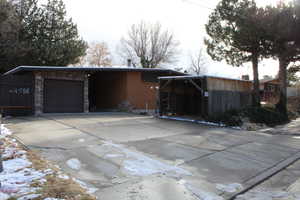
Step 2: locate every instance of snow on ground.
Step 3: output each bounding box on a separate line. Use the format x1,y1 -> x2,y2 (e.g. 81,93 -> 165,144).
0,124 -> 95,200
0,125 -> 11,137
0,126 -> 51,199
66,158 -> 82,170
159,116 -> 226,127
103,141 -> 191,177
72,178 -> 98,194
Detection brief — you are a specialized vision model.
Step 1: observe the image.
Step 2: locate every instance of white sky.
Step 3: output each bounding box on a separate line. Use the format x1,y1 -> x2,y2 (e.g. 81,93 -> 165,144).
62,0 -> 284,79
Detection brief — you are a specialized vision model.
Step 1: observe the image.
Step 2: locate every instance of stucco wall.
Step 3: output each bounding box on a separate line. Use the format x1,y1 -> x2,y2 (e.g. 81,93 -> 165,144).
34,71 -> 89,115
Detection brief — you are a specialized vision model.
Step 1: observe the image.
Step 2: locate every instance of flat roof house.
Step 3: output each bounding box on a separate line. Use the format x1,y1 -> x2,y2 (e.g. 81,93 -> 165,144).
2,66 -> 182,115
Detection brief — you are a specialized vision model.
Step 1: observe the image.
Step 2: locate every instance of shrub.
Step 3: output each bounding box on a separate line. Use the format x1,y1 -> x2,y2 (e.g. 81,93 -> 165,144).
207,109 -> 243,127
207,106 -> 289,127
243,106 -> 288,126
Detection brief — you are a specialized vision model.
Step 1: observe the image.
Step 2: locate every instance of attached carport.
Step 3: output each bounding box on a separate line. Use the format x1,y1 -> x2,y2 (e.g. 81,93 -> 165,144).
4,66 -> 183,115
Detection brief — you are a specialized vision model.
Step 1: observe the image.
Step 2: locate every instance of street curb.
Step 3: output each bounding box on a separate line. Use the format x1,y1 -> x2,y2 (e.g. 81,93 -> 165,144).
227,151 -> 300,200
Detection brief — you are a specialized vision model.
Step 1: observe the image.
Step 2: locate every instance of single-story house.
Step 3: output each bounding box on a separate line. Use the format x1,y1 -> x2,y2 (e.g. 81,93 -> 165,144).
158,75 -> 252,118
1,66 -> 183,115
259,78 -> 280,102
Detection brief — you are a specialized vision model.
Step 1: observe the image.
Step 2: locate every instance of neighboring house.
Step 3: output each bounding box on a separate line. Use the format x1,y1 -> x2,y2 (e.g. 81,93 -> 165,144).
158,75 -> 252,118
1,66 -> 183,116
259,78 -> 280,102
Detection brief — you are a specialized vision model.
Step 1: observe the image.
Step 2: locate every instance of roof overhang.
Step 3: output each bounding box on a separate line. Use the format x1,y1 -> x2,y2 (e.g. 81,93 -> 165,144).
4,66 -> 185,76
159,75 -> 252,82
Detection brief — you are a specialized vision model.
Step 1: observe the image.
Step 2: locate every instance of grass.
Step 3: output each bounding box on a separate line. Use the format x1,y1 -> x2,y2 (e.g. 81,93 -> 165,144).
26,150 -> 96,200
37,176 -> 95,200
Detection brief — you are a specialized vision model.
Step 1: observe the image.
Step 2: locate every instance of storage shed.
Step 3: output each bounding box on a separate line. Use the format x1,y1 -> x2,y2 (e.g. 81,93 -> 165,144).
3,66 -> 182,115
158,75 -> 252,118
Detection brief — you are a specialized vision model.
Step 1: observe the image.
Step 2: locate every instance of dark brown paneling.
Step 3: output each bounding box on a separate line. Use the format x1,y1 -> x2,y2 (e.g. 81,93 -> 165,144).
44,79 -> 84,113
0,75 -> 34,116
89,72 -> 127,111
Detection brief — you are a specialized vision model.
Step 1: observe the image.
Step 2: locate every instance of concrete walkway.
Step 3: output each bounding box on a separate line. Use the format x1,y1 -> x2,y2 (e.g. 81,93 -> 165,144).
5,113 -> 300,200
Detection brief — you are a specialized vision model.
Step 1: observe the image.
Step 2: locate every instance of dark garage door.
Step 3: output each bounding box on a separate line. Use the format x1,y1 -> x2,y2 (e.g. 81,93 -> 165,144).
44,79 -> 84,113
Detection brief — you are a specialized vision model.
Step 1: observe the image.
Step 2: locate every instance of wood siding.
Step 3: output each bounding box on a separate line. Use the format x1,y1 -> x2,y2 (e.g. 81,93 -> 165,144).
207,77 -> 252,92
208,91 -> 252,115
206,77 -> 252,116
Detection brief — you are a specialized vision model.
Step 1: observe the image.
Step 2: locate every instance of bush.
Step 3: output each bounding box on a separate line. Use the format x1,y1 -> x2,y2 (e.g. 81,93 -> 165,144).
207,109 -> 243,127
207,106 -> 289,127
243,106 -> 289,126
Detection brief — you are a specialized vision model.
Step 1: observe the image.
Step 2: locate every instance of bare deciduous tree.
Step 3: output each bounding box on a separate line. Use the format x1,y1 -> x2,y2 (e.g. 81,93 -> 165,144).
189,49 -> 208,75
119,21 -> 179,68
87,41 -> 112,66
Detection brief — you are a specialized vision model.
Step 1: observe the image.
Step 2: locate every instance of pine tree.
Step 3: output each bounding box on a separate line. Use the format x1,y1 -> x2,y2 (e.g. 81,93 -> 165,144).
0,0 -> 87,73
205,0 -> 269,107
33,0 -> 87,66
263,2 -> 300,116
0,0 -> 23,73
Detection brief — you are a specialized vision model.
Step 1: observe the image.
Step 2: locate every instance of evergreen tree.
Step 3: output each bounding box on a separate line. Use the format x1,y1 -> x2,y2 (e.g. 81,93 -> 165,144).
0,0 -> 87,73
205,0 -> 269,107
0,0 -> 23,73
263,2 -> 300,115
32,0 -> 87,66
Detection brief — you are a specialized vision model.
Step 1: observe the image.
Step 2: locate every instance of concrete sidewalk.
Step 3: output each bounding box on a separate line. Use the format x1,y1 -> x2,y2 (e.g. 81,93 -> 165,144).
5,113 -> 300,200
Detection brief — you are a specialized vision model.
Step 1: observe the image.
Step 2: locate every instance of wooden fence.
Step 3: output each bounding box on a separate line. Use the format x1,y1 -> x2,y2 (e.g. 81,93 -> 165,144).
208,90 -> 252,115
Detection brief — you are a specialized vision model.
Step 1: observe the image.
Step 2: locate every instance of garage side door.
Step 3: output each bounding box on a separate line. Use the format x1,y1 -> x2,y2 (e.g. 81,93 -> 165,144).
44,79 -> 84,113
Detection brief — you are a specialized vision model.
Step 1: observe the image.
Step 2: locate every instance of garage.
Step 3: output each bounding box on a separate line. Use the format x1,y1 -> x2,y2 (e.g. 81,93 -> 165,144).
44,79 -> 84,113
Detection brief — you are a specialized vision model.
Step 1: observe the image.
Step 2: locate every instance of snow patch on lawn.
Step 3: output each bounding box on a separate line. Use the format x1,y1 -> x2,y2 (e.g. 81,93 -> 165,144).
66,158 -> 81,170
0,125 -> 49,199
58,173 -> 70,180
103,141 -> 191,177
0,124 -> 94,199
72,178 -> 98,194
0,124 -> 11,137
18,193 -> 41,200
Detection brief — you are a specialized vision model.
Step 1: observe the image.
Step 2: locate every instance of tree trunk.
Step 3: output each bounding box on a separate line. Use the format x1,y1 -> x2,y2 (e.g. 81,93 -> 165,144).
252,54 -> 261,107
276,56 -> 288,117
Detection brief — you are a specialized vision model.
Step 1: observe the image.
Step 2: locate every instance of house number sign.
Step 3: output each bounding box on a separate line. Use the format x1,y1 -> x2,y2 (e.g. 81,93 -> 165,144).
9,88 -> 30,95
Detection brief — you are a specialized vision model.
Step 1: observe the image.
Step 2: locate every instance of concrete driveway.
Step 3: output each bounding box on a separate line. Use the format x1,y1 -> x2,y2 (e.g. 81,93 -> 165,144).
5,113 -> 300,200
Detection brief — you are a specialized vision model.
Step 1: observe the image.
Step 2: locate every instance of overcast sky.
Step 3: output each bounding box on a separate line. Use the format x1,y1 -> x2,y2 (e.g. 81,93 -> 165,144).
62,0 -> 283,79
